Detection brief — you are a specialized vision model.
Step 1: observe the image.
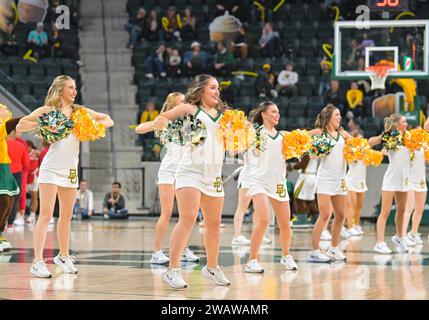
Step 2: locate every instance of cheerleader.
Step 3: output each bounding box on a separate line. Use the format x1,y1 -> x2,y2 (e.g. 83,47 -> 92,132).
307,104 -> 352,263
290,153 -> 319,227
0,105 -> 19,253
245,101 -> 297,273
136,75 -> 230,289
343,132 -> 367,238
143,92 -> 199,265
17,75 -> 114,278
369,114 -> 410,254
402,132 -> 427,245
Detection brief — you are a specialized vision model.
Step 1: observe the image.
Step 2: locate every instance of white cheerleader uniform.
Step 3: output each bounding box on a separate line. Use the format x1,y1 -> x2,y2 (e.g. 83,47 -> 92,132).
316,132 -> 347,196
175,107 -> 225,197
409,148 -> 427,192
237,150 -> 257,189
249,131 -> 289,202
381,146 -> 410,192
157,143 -> 184,185
38,133 -> 80,188
346,160 -> 368,193
294,158 -> 318,201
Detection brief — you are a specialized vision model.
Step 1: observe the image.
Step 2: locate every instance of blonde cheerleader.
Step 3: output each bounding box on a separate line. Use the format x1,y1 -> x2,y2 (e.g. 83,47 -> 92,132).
17,75 -> 114,278
307,104 -> 352,263
245,101 -> 297,273
369,114 -> 410,254
136,75 -> 230,289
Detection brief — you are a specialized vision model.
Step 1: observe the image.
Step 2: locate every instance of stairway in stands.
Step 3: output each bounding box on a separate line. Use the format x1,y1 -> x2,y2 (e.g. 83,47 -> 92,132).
79,0 -> 146,214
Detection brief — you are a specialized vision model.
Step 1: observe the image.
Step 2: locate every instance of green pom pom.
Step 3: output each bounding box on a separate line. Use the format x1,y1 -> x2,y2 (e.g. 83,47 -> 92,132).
37,110 -> 74,144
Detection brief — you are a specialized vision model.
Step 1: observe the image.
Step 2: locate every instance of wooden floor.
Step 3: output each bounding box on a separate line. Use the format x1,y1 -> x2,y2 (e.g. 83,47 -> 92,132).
1,218 -> 428,300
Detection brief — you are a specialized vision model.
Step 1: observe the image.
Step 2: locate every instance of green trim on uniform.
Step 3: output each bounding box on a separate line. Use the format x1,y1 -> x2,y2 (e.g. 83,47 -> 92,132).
194,106 -> 201,118
326,130 -> 340,141
269,132 -> 280,140
199,106 -> 222,122
0,164 -> 20,196
293,179 -> 305,199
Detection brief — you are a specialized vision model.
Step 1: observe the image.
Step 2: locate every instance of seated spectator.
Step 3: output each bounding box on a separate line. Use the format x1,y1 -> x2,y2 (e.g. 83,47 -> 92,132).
345,82 -> 364,119
26,22 -> 48,60
180,7 -> 197,42
25,140 -> 40,224
140,102 -> 159,123
124,8 -> 146,49
358,32 -> 375,57
103,182 -> 128,219
183,41 -> 210,77
49,22 -> 64,58
161,6 -> 180,42
258,22 -> 280,58
276,62 -> 299,97
230,24 -> 252,59
347,117 -> 364,137
74,180 -> 94,219
147,143 -> 161,161
319,58 -> 331,96
166,48 -> 182,77
0,23 -> 18,57
219,81 -> 235,106
144,10 -> 160,42
344,39 -> 361,70
145,43 -> 168,79
323,80 -> 345,114
213,42 -> 233,77
255,63 -> 278,98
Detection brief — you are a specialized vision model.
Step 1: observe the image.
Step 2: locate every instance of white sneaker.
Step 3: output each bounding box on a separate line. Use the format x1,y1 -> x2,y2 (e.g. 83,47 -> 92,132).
160,72 -> 167,77
321,230 -> 332,241
180,247 -> 199,262
26,214 -> 36,223
49,217 -> 55,225
407,232 -> 423,245
145,73 -> 154,79
151,250 -> 169,264
307,249 -> 331,263
202,265 -> 231,286
244,259 -> 264,273
262,236 -> 272,244
354,225 -> 364,235
374,242 -> 392,254
270,89 -> 278,98
392,234 -> 414,247
340,227 -> 349,239
327,246 -> 347,261
231,235 -> 251,245
348,226 -> 362,237
280,255 -> 298,270
0,237 -> 12,251
13,216 -> 25,226
30,261 -> 52,278
53,255 -> 78,274
163,268 -> 188,289
395,238 -> 409,254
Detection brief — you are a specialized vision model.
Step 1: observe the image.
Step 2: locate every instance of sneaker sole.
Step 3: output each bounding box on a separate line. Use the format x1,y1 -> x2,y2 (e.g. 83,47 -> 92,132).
244,268 -> 264,274
180,257 -> 200,263
327,254 -> 347,262
163,274 -> 187,289
202,269 -> 231,286
53,257 -> 79,274
307,257 -> 331,263
151,259 -> 169,265
30,269 -> 52,278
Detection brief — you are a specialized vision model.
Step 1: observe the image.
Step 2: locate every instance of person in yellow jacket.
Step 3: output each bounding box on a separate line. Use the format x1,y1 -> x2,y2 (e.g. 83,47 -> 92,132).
346,82 -> 364,118
140,101 -> 159,123
0,104 -> 20,252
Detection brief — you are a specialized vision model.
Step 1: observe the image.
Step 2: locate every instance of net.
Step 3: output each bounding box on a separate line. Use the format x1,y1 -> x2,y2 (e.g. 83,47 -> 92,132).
365,60 -> 395,90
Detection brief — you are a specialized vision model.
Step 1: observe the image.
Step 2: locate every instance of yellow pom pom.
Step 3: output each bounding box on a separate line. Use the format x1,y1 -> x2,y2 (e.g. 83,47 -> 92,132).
363,149 -> 383,167
216,109 -> 252,153
71,107 -> 106,142
343,137 -> 369,163
282,129 -> 313,160
403,128 -> 429,152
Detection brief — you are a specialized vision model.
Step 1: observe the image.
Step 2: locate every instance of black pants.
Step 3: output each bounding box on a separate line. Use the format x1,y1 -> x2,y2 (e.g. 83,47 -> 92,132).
8,172 -> 22,225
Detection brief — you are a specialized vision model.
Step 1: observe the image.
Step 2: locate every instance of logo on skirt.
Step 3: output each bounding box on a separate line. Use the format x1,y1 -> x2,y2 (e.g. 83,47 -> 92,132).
68,169 -> 77,184
276,184 -> 286,198
213,177 -> 223,192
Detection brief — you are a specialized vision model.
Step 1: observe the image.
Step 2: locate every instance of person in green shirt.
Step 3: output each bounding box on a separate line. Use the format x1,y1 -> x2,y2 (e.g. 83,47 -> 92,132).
213,41 -> 233,77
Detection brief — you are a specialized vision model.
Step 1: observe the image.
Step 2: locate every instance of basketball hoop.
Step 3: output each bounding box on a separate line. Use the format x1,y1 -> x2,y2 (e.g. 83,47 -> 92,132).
365,61 -> 395,90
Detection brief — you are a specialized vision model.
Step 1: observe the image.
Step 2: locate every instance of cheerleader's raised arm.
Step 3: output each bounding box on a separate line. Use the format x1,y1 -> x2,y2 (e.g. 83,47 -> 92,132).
85,108 -> 114,128
424,117 -> 429,131
16,106 -> 52,133
368,134 -> 382,147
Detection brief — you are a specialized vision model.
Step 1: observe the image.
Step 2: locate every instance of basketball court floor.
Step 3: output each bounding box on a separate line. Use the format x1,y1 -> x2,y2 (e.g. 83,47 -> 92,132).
0,218 -> 428,300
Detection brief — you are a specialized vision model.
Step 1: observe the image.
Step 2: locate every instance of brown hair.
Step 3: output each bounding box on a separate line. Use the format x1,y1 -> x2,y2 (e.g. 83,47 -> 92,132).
185,74 -> 225,112
384,113 -> 403,133
315,104 -> 339,129
160,92 -> 184,113
249,101 -> 276,126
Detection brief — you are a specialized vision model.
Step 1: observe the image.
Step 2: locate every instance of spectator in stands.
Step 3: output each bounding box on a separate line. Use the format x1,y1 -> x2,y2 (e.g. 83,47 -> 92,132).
347,117 -> 363,137
344,39 -> 361,70
213,41 -> 233,77
147,143 -> 161,161
358,32 -> 375,57
145,10 -> 160,42
25,140 -> 40,224
258,22 -> 280,58
356,57 -> 371,93
49,22 -> 64,58
183,41 -> 210,77
345,82 -> 365,119
323,80 -> 345,114
124,8 -> 146,49
276,62 -> 299,97
26,22 -> 48,59
145,43 -> 168,79
103,182 -> 128,219
0,23 -> 18,57
230,24 -> 252,59
74,180 -> 94,219
255,63 -> 278,98
219,80 -> 235,106
319,58 -> 331,96
161,6 -> 180,42
180,7 -> 197,42
139,101 -> 159,124
166,48 -> 182,77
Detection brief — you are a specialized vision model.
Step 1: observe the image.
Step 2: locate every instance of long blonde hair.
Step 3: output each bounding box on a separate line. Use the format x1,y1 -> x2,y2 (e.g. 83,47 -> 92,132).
384,113 -> 403,133
185,74 -> 225,112
160,92 -> 184,113
44,75 -> 75,108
